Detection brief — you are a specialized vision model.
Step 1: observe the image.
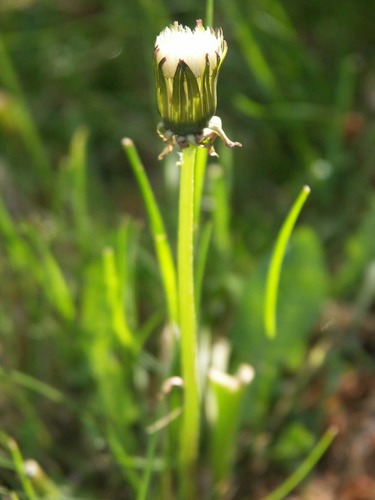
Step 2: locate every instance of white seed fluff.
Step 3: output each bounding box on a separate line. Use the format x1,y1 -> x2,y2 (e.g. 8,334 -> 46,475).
155,21 -> 224,78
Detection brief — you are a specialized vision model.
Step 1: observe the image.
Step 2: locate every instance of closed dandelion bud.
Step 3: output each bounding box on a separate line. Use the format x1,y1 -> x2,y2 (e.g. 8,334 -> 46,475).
154,20 -> 226,135
154,20 -> 242,159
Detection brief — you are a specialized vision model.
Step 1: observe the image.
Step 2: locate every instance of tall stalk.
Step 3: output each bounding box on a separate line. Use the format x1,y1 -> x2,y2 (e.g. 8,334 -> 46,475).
178,145 -> 200,487
153,20 -> 241,496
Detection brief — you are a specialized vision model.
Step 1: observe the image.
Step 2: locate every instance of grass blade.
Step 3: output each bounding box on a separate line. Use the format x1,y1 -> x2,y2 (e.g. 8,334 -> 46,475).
0,196 -> 33,269
0,35 -> 51,184
26,227 -> 75,321
0,368 -> 64,403
102,246 -> 134,349
66,127 -> 90,246
264,185 -> 311,338
263,426 -> 338,500
122,138 -> 178,325
0,434 -> 37,500
219,0 -> 278,96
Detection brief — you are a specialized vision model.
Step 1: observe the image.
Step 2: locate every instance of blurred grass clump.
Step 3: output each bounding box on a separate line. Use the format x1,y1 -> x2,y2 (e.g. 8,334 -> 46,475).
0,0 -> 375,498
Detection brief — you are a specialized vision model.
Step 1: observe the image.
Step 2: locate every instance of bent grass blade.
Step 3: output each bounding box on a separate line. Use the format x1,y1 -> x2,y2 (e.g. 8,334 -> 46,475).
264,185 -> 311,338
122,138 -> 178,326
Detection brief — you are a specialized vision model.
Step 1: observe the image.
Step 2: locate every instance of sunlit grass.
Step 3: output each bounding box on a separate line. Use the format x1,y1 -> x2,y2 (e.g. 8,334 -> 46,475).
0,0 -> 373,498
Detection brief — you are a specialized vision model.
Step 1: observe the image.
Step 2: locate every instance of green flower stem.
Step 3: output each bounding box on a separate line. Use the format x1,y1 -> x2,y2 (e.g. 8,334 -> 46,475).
205,0 -> 214,27
178,145 -> 200,481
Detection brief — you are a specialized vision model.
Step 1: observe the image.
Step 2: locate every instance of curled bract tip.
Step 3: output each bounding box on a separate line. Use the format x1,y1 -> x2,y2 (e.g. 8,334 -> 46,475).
156,116 -> 241,160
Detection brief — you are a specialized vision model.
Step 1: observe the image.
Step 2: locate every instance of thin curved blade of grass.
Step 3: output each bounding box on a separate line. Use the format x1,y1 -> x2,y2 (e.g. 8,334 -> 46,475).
122,138 -> 178,325
26,226 -> 75,321
137,429 -> 159,500
326,55 -> 359,165
263,426 -> 338,500
0,368 -> 64,403
234,95 -> 330,123
218,0 -> 278,96
102,246 -> 134,349
0,36 -> 51,183
264,185 -> 311,339
106,430 -> 141,493
0,433 -> 37,500
138,404 -> 182,500
0,196 -> 34,270
66,127 -> 90,245
115,219 -> 139,332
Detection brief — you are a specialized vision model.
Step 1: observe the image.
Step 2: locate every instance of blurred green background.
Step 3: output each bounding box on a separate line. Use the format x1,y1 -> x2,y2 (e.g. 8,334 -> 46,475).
1,0 -> 375,498
1,0 -> 374,243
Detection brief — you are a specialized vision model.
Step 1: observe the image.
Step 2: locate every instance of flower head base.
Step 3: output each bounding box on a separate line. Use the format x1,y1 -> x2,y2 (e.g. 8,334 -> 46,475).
154,20 -> 242,159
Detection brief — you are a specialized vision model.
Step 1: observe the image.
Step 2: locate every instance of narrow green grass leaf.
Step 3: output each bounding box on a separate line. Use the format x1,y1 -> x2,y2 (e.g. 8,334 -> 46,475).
263,426 -> 338,500
102,246 -> 134,349
26,228 -> 75,321
326,55 -> 359,165
138,402 -> 177,500
42,251 -> 75,321
0,367 -> 64,403
137,429 -> 159,500
264,185 -> 311,338
115,219 -> 139,332
0,196 -> 33,270
26,226 -> 75,321
0,35 -> 51,183
136,311 -> 164,352
67,127 -> 90,243
122,138 -> 178,325
106,429 -> 143,490
235,95 -> 330,122
0,434 -> 37,500
219,0 -> 278,96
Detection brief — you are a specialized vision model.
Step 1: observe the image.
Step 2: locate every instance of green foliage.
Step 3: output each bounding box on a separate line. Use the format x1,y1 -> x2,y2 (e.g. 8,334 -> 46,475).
0,0 -> 374,498
232,226 -> 328,425
271,422 -> 316,464
337,195 -> 375,295
264,427 -> 337,500
264,185 -> 311,338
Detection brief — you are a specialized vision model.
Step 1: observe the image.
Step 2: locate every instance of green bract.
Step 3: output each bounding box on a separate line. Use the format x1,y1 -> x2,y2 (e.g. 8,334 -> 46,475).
154,20 -> 227,136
